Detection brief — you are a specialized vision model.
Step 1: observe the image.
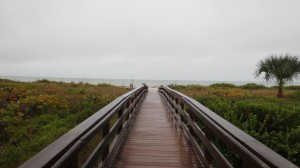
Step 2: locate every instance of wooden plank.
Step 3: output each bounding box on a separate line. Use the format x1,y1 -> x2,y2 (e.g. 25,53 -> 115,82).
109,88 -> 205,168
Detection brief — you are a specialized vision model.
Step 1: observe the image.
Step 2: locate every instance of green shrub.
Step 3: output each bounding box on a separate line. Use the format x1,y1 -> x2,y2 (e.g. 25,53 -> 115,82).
172,84 -> 300,166
210,88 -> 249,97
285,85 -> 300,90
270,86 -> 278,89
0,78 -> 14,82
0,109 -> 23,144
97,83 -> 113,87
34,79 -> 52,83
18,95 -> 69,117
196,96 -> 300,166
240,83 -> 267,89
287,91 -> 300,101
209,83 -> 237,88
187,85 -> 206,90
65,88 -> 86,94
270,85 -> 300,90
167,84 -> 186,90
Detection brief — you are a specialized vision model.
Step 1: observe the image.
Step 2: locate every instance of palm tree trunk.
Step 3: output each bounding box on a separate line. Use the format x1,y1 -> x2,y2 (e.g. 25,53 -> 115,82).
277,86 -> 284,98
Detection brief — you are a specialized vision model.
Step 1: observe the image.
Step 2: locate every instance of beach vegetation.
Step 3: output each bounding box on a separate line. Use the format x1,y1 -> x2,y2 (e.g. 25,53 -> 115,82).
169,84 -> 300,166
0,79 -> 128,168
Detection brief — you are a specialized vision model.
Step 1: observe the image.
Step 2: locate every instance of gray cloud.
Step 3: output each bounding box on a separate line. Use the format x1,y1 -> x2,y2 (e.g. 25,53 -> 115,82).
1,0 -> 300,81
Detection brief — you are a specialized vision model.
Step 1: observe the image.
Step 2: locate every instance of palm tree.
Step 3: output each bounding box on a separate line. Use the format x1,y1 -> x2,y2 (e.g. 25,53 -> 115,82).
254,54 -> 300,98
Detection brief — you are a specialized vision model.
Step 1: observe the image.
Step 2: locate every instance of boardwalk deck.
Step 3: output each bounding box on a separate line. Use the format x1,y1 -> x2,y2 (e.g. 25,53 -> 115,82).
110,88 -> 204,168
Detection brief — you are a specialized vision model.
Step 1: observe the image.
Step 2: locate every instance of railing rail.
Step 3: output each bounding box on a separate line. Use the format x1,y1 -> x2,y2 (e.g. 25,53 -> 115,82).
159,85 -> 298,168
19,85 -> 148,168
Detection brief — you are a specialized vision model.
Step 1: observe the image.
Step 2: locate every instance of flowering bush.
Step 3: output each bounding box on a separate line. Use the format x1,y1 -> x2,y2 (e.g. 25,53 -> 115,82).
18,95 -> 69,116
43,85 -> 57,93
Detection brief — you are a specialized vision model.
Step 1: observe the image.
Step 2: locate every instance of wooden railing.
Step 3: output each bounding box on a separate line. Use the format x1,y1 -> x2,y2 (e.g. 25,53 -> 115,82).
19,85 -> 148,168
159,85 -> 298,168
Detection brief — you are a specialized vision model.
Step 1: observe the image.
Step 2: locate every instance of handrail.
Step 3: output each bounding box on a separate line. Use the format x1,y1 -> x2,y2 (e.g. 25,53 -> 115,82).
159,85 -> 298,168
19,85 -> 148,168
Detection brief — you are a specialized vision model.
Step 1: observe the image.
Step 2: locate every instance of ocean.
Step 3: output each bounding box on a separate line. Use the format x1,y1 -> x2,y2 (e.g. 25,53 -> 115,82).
1,76 -> 299,87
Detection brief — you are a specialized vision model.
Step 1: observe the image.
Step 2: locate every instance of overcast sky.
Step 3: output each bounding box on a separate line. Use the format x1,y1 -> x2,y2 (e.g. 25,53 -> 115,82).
0,0 -> 300,81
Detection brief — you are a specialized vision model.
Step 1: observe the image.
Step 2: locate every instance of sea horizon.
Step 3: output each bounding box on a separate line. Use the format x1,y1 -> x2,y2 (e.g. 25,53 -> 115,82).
1,75 -> 300,87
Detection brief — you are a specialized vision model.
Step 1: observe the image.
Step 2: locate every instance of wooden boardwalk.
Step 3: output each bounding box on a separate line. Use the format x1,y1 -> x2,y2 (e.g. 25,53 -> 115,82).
110,88 -> 203,168
20,86 -> 298,168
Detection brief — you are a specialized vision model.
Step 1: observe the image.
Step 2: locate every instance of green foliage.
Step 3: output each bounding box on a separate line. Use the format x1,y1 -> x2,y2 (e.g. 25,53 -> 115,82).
34,79 -> 50,83
285,85 -> 300,90
0,78 -> 14,82
187,85 -> 206,90
173,85 -> 300,166
0,80 -> 128,168
209,83 -> 238,88
97,83 -> 113,87
0,109 -> 23,144
18,95 -> 69,117
239,83 -> 267,89
210,88 -> 249,97
287,91 -> 300,101
34,79 -> 53,83
167,84 -> 186,90
195,96 -> 300,166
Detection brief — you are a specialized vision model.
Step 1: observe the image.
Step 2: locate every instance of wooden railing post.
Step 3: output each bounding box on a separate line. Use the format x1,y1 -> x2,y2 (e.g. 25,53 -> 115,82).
180,102 -> 184,115
126,101 -> 130,111
129,96 -> 135,121
167,92 -> 170,104
102,123 -> 110,161
175,98 -> 179,115
125,98 -> 131,121
204,127 -> 213,164
180,101 -> 187,125
178,100 -> 185,122
170,96 -> 173,109
125,101 -> 130,119
62,152 -> 78,168
118,107 -> 124,134
187,107 -> 196,138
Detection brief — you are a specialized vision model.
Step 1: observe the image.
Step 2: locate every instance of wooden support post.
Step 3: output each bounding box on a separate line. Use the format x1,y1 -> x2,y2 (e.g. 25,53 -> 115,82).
126,100 -> 131,119
187,107 -> 196,138
102,123 -> 110,161
118,108 -> 123,134
127,98 -> 134,120
62,153 -> 78,168
178,100 -> 184,122
172,96 -> 175,109
204,127 -> 213,164
126,101 -> 130,109
180,102 -> 184,110
180,102 -> 184,118
175,98 -> 179,115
